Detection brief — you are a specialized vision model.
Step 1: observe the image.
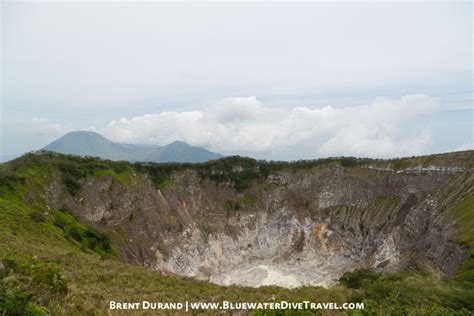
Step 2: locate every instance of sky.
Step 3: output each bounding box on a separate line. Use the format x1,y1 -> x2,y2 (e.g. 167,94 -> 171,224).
1,1 -> 473,160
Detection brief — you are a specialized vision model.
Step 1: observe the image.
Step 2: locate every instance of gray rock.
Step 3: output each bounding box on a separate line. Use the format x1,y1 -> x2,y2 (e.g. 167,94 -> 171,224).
42,161 -> 473,288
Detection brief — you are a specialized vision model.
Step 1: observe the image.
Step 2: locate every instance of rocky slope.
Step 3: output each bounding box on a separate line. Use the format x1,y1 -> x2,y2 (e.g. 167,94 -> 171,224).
15,150 -> 471,289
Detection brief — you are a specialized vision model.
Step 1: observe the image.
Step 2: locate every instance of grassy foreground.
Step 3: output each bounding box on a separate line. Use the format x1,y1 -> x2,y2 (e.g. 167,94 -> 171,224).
0,153 -> 473,315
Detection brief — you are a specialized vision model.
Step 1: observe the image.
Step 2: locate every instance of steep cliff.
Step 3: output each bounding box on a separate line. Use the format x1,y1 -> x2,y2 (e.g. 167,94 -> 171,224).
6,151 -> 472,290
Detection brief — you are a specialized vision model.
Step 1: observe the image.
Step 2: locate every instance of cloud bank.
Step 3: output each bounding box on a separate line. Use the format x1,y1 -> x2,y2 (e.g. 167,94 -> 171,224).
100,94 -> 439,159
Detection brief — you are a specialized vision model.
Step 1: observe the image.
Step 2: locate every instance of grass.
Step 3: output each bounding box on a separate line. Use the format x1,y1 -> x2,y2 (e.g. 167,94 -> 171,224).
391,159 -> 412,171
156,177 -> 174,190
0,258 -> 65,315
449,194 -> 474,284
93,169 -> 132,185
223,193 -> 257,211
2,208 -> 472,315
368,194 -> 401,212
53,207 -> 116,258
1,197 -> 352,314
368,150 -> 474,171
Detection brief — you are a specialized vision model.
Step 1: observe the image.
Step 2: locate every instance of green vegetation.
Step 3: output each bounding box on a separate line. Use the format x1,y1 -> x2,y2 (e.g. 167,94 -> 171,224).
3,150 -> 471,195
449,194 -> 474,284
224,193 -> 257,211
0,257 -> 67,315
51,206 -> 115,258
339,268 -> 473,314
367,150 -> 474,171
63,176 -> 81,196
368,194 -> 401,211
156,177 -> 173,190
241,192 -> 257,205
339,268 -> 380,289
196,156 -> 370,192
133,161 -> 185,189
29,211 -> 47,223
134,154 -> 372,192
0,196 -> 352,314
0,152 -> 131,199
224,200 -> 241,211
0,172 -> 25,192
0,151 -> 473,314
391,158 -> 412,171
339,157 -> 359,168
57,156 -> 130,195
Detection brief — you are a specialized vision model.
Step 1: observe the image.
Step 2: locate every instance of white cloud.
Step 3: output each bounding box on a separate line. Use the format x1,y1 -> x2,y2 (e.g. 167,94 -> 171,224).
100,94 -> 439,159
2,3 -> 471,156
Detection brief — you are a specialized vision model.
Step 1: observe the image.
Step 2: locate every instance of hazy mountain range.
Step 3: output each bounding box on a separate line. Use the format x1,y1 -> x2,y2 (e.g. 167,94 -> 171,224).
41,131 -> 222,163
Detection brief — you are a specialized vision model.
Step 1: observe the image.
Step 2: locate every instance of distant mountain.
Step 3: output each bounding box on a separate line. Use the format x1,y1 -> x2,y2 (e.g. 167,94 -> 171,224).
42,131 -> 223,163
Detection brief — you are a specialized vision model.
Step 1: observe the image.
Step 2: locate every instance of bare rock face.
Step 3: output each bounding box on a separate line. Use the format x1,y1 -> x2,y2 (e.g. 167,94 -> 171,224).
46,161 -> 473,288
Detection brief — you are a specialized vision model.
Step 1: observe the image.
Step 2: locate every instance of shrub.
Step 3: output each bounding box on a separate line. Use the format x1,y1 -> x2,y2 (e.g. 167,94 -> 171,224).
63,177 -> 81,196
223,194 -> 256,211
0,172 -> 26,193
58,205 -> 70,213
0,258 -> 67,314
66,227 -> 82,242
83,228 -> 111,251
29,212 -> 46,223
53,210 -> 115,256
223,200 -> 240,211
240,193 -> 257,205
156,178 -> 173,190
31,262 -> 67,293
340,157 -> 358,168
111,161 -> 128,173
0,287 -> 32,315
24,304 -> 48,316
339,268 -> 380,289
53,218 -> 67,229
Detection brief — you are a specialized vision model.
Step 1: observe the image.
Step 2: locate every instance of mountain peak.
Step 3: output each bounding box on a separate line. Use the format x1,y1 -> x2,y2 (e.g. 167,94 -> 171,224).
58,130 -> 110,142
166,140 -> 189,147
64,130 -> 104,137
42,132 -> 222,163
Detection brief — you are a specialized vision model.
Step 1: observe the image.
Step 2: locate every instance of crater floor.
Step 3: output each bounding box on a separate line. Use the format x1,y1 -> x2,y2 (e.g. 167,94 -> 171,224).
209,262 -> 345,288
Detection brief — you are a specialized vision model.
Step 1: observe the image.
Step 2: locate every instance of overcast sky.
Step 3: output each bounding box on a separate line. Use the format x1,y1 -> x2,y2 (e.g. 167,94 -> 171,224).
1,1 -> 473,160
